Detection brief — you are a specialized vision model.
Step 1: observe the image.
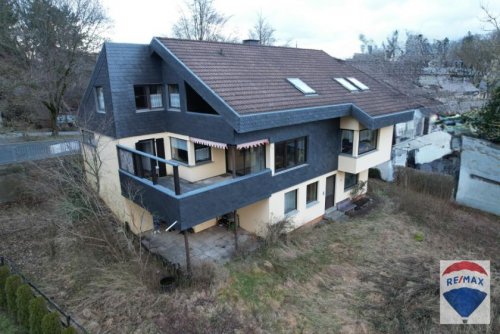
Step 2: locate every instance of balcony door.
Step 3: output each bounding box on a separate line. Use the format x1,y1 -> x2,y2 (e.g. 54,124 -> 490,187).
135,138 -> 166,177
325,175 -> 336,210
226,146 -> 265,176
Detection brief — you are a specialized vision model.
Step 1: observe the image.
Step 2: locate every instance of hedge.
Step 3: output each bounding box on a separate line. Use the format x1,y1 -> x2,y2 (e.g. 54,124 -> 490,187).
16,283 -> 34,328
29,297 -> 48,334
41,312 -> 62,334
62,326 -> 78,334
0,265 -> 10,308
5,275 -> 21,318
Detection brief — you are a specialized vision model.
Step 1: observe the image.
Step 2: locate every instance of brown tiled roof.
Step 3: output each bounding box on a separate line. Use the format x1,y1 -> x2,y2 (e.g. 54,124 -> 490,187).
158,38 -> 424,116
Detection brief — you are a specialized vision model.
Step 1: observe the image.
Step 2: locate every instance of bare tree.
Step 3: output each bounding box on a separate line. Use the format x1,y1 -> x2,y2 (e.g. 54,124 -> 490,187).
382,30 -> 401,61
172,0 -> 233,42
248,11 -> 276,46
6,0 -> 110,135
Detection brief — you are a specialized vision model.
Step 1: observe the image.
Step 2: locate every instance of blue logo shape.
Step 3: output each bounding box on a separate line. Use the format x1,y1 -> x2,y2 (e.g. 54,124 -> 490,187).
443,288 -> 487,318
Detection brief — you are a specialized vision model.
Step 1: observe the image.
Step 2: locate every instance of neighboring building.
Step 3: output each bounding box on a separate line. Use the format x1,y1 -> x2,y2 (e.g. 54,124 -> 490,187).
456,136 -> 500,216
79,38 -> 423,237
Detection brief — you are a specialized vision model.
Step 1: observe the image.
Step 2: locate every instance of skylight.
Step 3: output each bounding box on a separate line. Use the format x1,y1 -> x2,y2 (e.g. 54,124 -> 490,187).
347,77 -> 369,90
287,78 -> 317,95
334,78 -> 359,91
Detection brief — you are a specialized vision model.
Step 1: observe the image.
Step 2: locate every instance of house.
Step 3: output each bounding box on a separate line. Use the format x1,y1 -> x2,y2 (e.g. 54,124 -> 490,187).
79,38 -> 423,238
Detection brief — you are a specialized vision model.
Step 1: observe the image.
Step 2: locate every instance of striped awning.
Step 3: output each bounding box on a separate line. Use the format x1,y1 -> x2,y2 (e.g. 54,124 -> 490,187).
237,139 -> 269,150
190,137 -> 227,149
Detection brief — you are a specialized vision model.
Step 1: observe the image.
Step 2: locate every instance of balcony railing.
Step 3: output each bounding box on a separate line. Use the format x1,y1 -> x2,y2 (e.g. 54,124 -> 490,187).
117,144 -> 181,195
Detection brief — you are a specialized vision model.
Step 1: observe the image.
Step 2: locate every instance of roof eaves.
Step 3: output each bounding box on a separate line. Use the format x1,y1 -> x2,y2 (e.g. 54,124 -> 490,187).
150,37 -> 241,131
238,104 -> 352,133
351,105 -> 415,129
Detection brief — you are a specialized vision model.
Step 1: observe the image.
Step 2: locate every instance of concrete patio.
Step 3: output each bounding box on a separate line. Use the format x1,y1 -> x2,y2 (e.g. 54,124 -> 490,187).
141,224 -> 259,267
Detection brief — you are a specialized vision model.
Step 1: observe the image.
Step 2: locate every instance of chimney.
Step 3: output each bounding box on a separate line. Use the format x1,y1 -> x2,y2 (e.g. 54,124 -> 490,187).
242,39 -> 260,46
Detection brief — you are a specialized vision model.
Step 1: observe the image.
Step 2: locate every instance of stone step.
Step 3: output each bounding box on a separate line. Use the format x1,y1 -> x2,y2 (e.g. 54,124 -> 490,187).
324,209 -> 348,223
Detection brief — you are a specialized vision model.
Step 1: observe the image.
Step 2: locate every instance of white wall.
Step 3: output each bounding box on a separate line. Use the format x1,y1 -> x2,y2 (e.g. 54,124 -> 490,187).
456,136 -> 500,216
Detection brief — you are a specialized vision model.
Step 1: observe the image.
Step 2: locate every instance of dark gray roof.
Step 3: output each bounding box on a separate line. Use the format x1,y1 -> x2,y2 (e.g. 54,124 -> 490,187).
157,38 -> 424,117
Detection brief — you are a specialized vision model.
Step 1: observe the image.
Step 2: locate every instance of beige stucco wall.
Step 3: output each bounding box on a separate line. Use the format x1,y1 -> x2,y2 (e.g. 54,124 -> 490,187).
340,116 -> 364,130
238,198 -> 270,236
84,133 -> 154,234
334,170 -> 369,203
338,125 -> 393,174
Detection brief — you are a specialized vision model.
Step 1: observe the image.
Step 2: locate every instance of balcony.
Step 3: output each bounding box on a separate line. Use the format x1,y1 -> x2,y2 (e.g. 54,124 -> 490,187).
116,145 -> 273,230
338,150 -> 387,174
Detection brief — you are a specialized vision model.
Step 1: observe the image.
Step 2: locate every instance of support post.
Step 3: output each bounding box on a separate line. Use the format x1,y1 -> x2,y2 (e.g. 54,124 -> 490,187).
173,165 -> 181,195
230,145 -> 237,178
233,210 -> 239,251
183,231 -> 192,277
152,162 -> 158,185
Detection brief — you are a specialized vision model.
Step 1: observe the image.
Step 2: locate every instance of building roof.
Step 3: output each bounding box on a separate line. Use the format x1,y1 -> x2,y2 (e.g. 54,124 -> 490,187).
156,38 -> 423,117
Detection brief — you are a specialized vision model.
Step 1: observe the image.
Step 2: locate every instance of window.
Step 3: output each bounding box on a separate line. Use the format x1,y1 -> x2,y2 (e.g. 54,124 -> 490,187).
195,143 -> 211,163
344,173 -> 358,190
95,87 -> 105,113
284,189 -> 297,214
306,182 -> 318,205
340,130 -> 354,154
82,130 -> 96,147
168,84 -> 181,109
358,129 -> 378,154
286,78 -> 316,95
334,78 -> 359,91
275,137 -> 307,172
134,84 -> 163,110
170,137 -> 188,163
227,146 -> 266,176
346,77 -> 369,90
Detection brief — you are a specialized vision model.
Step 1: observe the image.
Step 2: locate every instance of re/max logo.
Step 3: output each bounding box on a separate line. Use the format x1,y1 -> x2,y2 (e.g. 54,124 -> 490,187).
446,275 -> 484,286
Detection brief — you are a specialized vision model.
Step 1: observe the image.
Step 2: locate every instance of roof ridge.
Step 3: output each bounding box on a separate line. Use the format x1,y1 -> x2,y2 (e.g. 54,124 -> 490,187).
155,36 -> 335,55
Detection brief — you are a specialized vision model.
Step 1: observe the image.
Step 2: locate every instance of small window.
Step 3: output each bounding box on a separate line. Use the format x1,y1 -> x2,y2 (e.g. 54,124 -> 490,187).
346,77 -> 369,90
344,173 -> 358,190
134,85 -> 163,111
306,182 -> 318,204
168,84 -> 181,109
287,78 -> 316,95
275,136 -> 307,172
284,189 -> 297,214
334,78 -> 359,91
195,143 -> 211,163
82,130 -> 96,147
340,130 -> 354,154
358,129 -> 378,154
170,137 -> 188,163
95,87 -> 105,113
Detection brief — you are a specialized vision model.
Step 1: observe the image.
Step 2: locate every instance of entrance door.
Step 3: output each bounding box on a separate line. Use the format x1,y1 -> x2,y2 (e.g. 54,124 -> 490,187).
325,175 -> 336,210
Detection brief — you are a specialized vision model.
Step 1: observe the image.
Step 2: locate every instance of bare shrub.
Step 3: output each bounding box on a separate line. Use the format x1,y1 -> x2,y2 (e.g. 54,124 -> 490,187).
263,218 -> 293,247
395,167 -> 455,199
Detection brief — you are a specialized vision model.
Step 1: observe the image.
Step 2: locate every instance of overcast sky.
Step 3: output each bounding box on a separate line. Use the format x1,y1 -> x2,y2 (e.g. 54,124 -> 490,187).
101,0 -> 499,59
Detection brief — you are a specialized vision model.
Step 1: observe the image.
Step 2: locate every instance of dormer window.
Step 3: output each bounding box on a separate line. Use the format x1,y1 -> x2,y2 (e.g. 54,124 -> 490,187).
134,84 -> 163,111
287,78 -> 316,95
334,77 -> 369,91
95,86 -> 105,113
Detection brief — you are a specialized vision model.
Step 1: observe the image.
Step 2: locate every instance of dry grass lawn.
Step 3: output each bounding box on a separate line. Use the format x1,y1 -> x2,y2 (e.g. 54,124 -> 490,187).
0,163 -> 498,333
